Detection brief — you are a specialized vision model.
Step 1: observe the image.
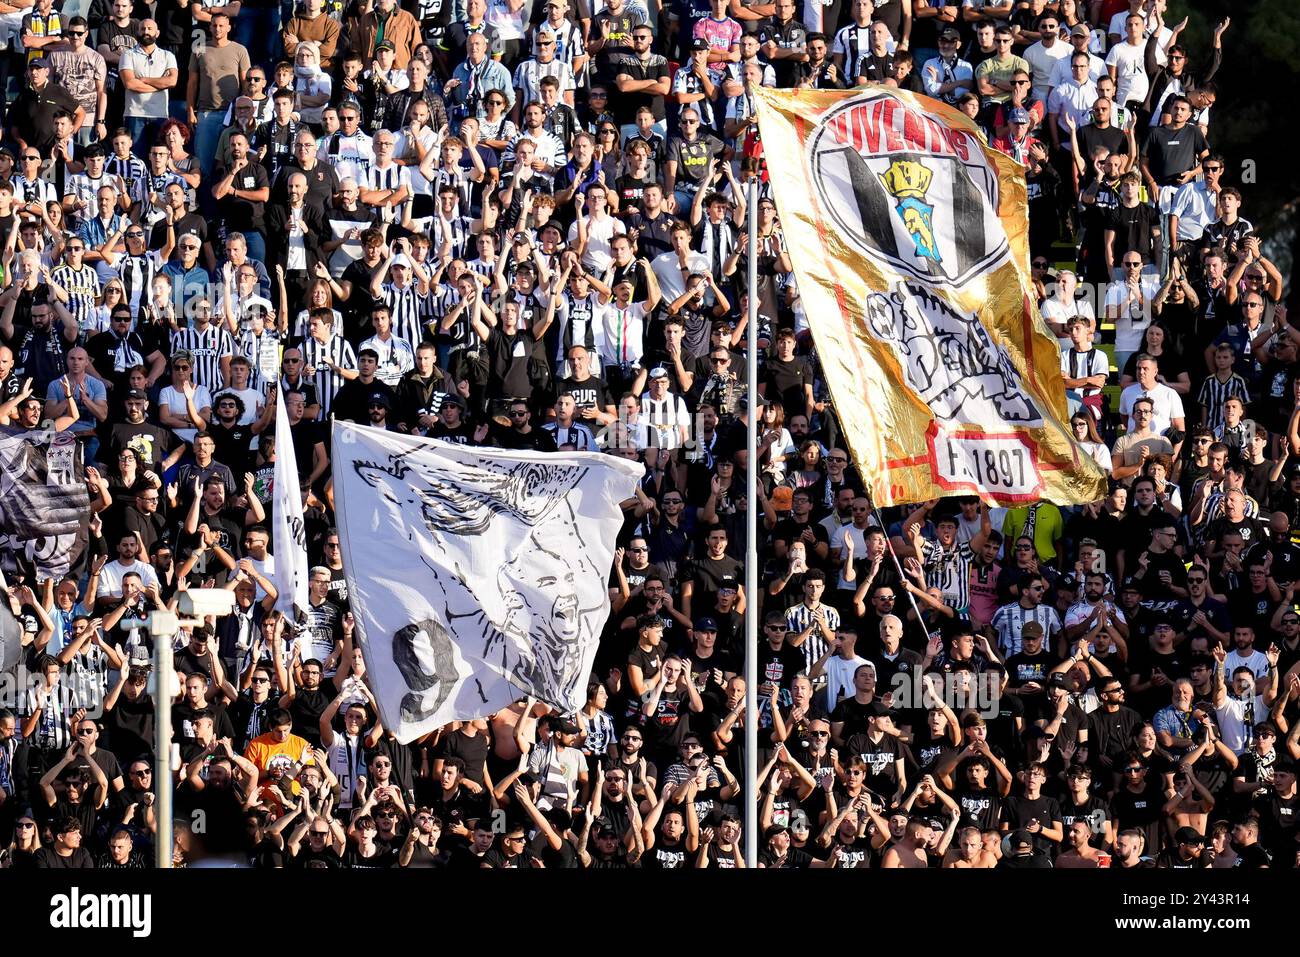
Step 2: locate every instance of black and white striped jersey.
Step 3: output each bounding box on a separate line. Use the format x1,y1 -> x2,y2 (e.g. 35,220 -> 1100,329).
50,262 -> 101,334
301,334 -> 358,416
172,323 -> 236,393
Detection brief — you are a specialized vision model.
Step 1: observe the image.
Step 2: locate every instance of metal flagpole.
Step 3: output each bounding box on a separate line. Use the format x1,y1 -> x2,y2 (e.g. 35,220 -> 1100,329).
866,494 -> 936,644
153,625 -> 175,868
743,177 -> 760,867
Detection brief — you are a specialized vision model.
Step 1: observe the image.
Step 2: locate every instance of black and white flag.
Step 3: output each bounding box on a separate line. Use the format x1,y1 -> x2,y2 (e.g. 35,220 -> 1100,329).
0,428 -> 89,580
272,395 -> 309,618
332,420 -> 641,743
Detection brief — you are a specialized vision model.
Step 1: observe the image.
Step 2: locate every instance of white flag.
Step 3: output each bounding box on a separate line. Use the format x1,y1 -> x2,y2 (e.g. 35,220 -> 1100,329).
272,394 -> 309,618
331,420 -> 642,743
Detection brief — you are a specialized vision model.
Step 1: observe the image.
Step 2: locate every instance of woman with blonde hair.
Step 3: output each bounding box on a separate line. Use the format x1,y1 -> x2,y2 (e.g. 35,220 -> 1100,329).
87,278 -> 127,340
0,815 -> 43,870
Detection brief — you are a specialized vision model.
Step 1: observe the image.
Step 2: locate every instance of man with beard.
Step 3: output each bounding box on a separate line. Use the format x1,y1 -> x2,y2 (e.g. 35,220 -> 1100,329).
179,737 -> 261,854
1062,571 -> 1129,649
280,658 -> 332,750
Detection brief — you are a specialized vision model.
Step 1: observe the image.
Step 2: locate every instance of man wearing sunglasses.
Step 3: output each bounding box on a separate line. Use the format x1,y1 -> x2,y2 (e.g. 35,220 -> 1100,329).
46,16 -> 106,146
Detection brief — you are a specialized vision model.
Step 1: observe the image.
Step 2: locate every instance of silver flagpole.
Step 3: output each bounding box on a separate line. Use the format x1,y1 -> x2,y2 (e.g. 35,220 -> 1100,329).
152,624 -> 175,868
744,176 -> 760,867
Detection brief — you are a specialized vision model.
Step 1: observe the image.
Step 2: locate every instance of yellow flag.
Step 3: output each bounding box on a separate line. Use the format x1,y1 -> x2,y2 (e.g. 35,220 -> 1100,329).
752,85 -> 1107,508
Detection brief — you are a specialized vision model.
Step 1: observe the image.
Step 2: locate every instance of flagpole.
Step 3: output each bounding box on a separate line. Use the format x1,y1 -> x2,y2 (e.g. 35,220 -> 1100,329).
743,176 -> 760,868
152,625 -> 174,868
867,494 -> 933,645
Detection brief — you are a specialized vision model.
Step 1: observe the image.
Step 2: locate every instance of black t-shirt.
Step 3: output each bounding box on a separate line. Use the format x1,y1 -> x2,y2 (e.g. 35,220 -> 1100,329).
602,51 -> 669,123
104,422 -> 176,474
1002,793 -> 1063,855
1143,123 -> 1209,185
758,642 -> 807,693
288,687 -> 331,748
844,731 -> 903,796
35,847 -> 96,868
1059,792 -> 1112,841
762,356 -> 813,418
954,785 -> 1002,831
665,133 -> 725,191
339,257 -> 384,338
1252,790 -> 1300,859
1111,783 -> 1164,853
214,161 -> 270,232
343,844 -> 396,869
292,845 -> 345,868
640,838 -> 689,869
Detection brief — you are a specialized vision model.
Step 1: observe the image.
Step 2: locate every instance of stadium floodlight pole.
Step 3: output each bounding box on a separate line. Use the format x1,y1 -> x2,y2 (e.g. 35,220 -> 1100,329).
150,614 -> 178,869
744,175 -> 760,868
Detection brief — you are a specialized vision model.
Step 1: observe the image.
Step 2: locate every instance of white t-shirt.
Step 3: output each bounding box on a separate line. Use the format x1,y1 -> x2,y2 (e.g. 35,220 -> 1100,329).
1042,292 -> 1096,342
98,558 -> 160,601
823,654 -> 870,712
1118,382 -> 1185,435
1048,52 -> 1105,92
568,213 -> 626,274
1105,275 -> 1159,354
158,383 -> 213,444
1022,40 -> 1069,101
1105,40 -> 1149,106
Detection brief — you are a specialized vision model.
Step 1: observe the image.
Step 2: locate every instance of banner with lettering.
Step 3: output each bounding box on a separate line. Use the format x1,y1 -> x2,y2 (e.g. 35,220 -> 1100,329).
752,86 -> 1107,507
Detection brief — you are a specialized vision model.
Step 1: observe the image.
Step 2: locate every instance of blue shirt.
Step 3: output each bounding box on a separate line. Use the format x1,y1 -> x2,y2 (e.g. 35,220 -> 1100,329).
162,261 -> 214,314
46,375 -> 108,434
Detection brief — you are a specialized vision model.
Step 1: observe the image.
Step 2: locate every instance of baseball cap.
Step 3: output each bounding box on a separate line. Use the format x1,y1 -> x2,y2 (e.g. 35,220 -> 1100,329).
376,39 -> 396,52
1070,23 -> 1090,37
690,38 -> 709,51
694,617 -> 718,632
649,366 -> 669,379
367,392 -> 391,409
1047,673 -> 1071,690
125,388 -> 148,401
1009,828 -> 1034,849
938,26 -> 960,41
718,576 -> 740,592
550,715 -> 579,734
390,253 -> 413,270
29,57 -> 50,69
1119,576 -> 1141,592
1008,107 -> 1030,125
1021,621 -> 1044,639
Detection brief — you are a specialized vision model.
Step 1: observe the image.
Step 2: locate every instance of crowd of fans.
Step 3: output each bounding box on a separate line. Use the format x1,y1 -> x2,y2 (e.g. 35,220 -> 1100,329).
0,0 -> 1292,872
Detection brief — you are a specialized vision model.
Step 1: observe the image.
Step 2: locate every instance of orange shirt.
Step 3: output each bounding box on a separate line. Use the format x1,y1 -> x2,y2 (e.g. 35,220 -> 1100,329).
244,731 -> 313,782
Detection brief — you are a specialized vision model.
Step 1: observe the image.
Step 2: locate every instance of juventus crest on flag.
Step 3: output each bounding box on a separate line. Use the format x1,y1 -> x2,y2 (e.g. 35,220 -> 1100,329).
331,421 -> 642,743
0,428 -> 89,580
752,86 -> 1107,507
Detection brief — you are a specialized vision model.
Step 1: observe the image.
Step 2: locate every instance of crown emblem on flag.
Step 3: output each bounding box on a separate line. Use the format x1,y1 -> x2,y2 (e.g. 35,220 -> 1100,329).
879,158 -> 933,199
